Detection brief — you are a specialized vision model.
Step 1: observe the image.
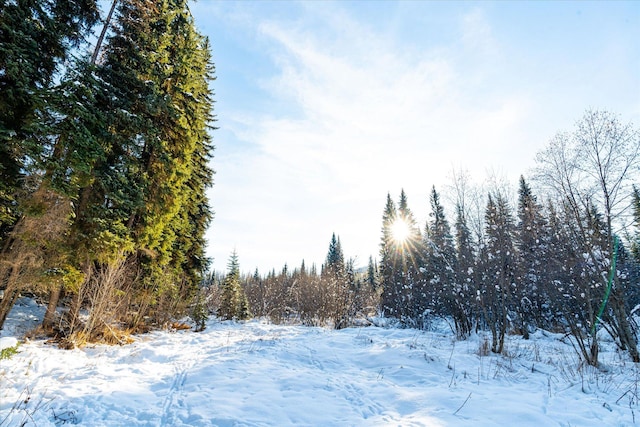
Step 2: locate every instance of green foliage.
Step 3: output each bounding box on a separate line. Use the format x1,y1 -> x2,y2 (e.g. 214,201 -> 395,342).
50,0 -> 215,330
325,233 -> 345,273
367,256 -> 378,290
218,252 -> 252,321
0,343 -> 19,360
44,265 -> 85,294
379,193 -> 398,315
515,176 -> 552,332
93,0 -> 215,309
192,291 -> 209,332
0,0 -> 99,244
0,0 -> 215,335
237,293 -> 252,321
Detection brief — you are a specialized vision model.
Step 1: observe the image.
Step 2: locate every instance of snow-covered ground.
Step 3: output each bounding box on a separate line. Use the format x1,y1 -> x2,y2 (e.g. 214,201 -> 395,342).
1,298 -> 639,426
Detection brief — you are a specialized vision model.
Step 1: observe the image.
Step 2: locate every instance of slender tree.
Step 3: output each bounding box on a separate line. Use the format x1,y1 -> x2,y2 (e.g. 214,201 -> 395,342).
515,176 -> 550,336
322,233 -> 350,329
422,187 -> 461,331
478,192 -> 516,353
453,202 -> 475,338
380,194 -> 399,316
631,187 -> 640,262
395,190 -> 423,324
219,251 -> 250,320
380,190 -> 423,324
367,256 -> 378,290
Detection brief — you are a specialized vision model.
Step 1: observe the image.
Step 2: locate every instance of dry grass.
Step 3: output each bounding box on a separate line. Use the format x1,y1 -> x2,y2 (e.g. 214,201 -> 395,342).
37,324 -> 136,349
169,322 -> 192,331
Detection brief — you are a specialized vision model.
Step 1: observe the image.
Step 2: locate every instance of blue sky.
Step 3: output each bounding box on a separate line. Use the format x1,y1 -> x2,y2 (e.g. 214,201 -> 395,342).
185,0 -> 640,274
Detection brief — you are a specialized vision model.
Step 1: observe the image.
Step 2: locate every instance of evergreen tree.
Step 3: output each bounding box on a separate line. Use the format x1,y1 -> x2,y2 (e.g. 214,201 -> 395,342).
219,251 -> 250,320
192,289 -> 209,332
367,256 -> 378,290
422,187 -> 458,330
380,194 -> 398,316
0,1 -> 100,331
322,233 -> 350,329
453,202 -> 475,338
60,0 -> 216,331
478,192 -> 516,353
632,186 -> 640,262
0,0 -> 217,337
395,190 -> 423,324
380,190 -> 423,323
397,190 -> 423,256
515,176 -> 549,335
0,0 -> 99,242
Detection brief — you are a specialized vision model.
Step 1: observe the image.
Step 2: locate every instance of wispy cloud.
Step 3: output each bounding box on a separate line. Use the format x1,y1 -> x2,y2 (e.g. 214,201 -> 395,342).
206,4 -> 535,271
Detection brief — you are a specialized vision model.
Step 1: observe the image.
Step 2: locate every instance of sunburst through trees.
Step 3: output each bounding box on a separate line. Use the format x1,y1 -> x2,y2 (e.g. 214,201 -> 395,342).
390,218 -> 411,244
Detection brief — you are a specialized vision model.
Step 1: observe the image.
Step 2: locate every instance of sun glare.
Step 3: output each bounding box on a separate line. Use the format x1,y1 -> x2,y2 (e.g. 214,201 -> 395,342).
391,219 -> 411,243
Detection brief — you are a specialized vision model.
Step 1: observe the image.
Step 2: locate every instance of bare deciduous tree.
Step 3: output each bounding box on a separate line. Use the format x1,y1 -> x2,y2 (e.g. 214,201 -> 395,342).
535,109 -> 640,364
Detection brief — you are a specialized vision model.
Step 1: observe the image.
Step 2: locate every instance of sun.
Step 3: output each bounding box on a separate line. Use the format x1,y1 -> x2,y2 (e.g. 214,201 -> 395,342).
390,218 -> 411,243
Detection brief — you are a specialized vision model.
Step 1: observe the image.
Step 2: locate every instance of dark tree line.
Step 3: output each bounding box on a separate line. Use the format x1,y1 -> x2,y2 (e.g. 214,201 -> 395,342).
0,0 -> 215,346
379,110 -> 640,366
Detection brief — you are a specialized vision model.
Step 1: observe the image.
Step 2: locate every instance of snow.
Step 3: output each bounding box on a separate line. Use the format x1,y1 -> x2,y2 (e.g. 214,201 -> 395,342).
1,298 -> 638,426
0,337 -> 17,351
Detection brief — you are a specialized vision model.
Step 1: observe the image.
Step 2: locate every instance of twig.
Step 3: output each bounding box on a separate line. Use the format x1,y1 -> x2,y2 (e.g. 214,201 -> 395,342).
448,341 -> 455,370
453,392 -> 472,416
449,365 -> 456,388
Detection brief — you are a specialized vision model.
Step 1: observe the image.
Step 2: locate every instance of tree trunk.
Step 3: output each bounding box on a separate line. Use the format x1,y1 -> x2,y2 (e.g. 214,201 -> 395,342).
589,339 -> 599,366
91,0 -> 118,64
612,295 -> 640,362
0,263 -> 23,330
67,289 -> 84,334
43,284 -> 64,330
0,287 -> 19,330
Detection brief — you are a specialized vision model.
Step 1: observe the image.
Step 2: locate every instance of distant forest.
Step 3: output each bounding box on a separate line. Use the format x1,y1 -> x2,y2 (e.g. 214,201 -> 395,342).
1,1 -> 639,370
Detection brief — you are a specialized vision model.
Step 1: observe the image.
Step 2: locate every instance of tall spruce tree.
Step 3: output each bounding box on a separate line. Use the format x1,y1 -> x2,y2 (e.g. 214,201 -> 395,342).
0,0 -> 99,243
380,190 -> 423,323
380,193 -> 399,316
61,0 -> 216,330
422,187 -> 458,330
322,233 -> 350,329
479,192 -> 516,353
1,0 -> 218,337
395,190 -> 423,323
0,0 -> 100,331
515,176 -> 549,335
453,202 -> 475,338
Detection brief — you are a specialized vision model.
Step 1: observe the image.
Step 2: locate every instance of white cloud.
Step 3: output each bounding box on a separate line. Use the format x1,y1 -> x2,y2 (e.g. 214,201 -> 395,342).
460,8 -> 498,57
206,5 -> 540,273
